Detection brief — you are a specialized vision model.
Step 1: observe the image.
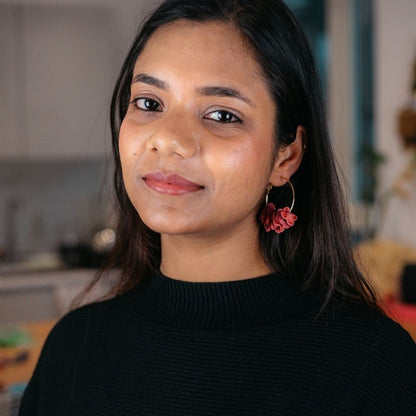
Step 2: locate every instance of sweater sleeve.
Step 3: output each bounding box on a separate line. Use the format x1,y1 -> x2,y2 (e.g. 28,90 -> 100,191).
361,319 -> 416,415
17,319 -> 61,415
18,305 -> 92,415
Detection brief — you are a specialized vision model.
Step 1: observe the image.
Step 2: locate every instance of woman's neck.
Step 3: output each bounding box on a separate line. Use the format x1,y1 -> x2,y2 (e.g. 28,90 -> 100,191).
160,224 -> 271,282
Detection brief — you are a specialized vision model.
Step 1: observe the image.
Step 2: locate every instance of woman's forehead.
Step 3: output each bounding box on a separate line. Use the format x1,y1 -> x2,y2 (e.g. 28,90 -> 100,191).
132,20 -> 271,102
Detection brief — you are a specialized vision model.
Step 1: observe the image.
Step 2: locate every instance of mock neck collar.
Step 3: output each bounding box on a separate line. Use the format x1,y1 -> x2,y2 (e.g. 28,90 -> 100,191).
130,271 -> 318,330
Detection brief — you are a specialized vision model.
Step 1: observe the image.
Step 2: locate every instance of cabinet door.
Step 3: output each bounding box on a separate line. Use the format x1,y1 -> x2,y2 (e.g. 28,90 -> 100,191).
22,6 -> 115,159
0,6 -> 21,158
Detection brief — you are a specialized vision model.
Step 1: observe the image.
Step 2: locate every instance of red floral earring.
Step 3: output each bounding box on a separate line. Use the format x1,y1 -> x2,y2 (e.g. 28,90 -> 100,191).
260,179 -> 298,233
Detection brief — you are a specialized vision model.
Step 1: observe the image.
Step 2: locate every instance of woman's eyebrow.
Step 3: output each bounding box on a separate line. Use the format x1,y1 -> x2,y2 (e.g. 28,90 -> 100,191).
132,73 -> 168,90
198,86 -> 253,106
131,74 -> 253,106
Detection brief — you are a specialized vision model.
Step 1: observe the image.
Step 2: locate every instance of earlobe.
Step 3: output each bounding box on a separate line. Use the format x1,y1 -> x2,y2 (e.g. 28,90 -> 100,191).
269,126 -> 306,186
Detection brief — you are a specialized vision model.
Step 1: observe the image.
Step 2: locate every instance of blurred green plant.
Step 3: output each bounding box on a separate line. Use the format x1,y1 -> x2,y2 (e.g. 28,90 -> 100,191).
358,143 -> 386,204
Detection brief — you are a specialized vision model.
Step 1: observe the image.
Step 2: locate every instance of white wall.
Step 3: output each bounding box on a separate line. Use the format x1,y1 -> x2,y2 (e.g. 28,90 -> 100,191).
327,0 -> 353,187
0,0 -> 158,48
374,0 -> 416,246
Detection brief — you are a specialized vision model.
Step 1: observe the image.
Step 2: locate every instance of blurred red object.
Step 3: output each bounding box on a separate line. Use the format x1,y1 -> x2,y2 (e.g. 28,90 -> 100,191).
383,297 -> 416,341
0,380 -> 7,392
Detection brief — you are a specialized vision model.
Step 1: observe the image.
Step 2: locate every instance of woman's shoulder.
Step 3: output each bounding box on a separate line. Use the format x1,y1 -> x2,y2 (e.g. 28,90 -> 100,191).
302,297 -> 416,409
337,304 -> 416,410
314,297 -> 416,373
318,297 -> 415,344
45,289 -> 135,351
60,288 -> 131,321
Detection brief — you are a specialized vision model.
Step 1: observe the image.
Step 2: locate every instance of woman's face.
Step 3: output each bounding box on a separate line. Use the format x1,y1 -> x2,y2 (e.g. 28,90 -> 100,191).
119,20 -> 277,238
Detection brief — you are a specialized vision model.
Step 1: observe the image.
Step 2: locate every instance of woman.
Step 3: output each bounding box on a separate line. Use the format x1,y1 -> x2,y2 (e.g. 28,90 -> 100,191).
19,0 -> 416,415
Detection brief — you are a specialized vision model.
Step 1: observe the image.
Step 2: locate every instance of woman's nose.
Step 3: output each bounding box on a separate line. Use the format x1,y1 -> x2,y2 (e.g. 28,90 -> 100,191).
145,112 -> 199,159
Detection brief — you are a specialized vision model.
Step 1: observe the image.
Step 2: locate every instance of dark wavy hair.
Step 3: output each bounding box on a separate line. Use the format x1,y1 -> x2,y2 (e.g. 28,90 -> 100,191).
82,0 -> 379,312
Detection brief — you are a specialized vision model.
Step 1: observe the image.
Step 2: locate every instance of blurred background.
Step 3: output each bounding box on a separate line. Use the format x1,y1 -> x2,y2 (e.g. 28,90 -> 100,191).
0,0 -> 416,411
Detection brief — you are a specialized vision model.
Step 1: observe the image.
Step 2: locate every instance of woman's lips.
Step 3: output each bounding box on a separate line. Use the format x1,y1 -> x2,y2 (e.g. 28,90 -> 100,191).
143,171 -> 204,195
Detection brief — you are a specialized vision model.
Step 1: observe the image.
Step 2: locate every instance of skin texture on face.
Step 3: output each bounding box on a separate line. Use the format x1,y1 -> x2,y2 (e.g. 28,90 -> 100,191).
119,20 -> 302,281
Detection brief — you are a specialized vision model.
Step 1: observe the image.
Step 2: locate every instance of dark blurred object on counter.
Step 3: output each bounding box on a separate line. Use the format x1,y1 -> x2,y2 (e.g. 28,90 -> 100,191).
399,108 -> 416,147
58,228 -> 115,269
398,51 -> 416,147
58,243 -> 109,268
401,264 -> 416,304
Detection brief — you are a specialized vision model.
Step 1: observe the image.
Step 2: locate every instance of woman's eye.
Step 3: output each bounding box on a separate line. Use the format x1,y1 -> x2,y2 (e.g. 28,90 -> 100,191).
131,98 -> 162,112
205,110 -> 241,123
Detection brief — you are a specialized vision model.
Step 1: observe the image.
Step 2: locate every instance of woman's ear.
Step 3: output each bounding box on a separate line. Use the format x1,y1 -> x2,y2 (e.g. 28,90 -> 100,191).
269,126 -> 306,186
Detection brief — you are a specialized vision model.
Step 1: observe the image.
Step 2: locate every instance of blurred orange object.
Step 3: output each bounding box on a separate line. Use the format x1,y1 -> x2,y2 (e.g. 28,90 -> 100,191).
354,239 -> 416,300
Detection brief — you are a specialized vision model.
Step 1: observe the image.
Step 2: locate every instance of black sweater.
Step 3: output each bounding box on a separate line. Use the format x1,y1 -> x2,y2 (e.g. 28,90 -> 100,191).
19,271 -> 416,415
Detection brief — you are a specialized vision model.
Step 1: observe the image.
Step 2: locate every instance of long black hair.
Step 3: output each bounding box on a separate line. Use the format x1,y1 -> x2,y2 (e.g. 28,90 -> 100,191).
84,0 -> 379,312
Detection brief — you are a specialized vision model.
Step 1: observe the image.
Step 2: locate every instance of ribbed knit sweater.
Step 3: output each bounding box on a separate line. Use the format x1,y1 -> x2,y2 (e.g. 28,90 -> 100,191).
19,271 -> 416,415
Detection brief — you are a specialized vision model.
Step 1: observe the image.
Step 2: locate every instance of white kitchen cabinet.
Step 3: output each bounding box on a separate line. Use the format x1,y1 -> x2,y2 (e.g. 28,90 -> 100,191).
0,5 -> 117,159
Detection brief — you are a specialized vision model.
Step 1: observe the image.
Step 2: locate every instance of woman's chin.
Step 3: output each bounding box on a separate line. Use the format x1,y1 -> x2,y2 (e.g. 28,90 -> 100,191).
141,215 -> 200,236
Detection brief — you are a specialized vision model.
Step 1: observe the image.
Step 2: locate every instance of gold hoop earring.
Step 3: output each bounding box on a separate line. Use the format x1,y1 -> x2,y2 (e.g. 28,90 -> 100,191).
265,183 -> 272,205
260,179 -> 297,234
